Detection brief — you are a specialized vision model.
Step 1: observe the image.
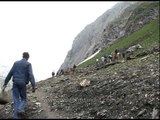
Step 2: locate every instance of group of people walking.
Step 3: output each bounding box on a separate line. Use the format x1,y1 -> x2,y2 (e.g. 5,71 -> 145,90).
96,49 -> 125,66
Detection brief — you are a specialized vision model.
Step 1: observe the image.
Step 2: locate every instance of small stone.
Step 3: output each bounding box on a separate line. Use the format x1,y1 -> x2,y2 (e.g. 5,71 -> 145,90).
138,109 -> 146,116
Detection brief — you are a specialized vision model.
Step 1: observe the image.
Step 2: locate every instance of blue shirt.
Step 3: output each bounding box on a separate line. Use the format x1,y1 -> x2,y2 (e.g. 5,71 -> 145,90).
4,58 -> 35,87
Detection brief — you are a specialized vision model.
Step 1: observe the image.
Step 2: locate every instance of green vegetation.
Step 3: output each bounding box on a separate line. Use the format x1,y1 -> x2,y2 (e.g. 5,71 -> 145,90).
79,18 -> 159,67
135,1 -> 159,12
129,1 -> 159,22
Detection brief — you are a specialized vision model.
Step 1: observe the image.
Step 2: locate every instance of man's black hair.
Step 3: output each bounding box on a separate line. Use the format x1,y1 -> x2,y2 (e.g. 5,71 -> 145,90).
23,52 -> 30,59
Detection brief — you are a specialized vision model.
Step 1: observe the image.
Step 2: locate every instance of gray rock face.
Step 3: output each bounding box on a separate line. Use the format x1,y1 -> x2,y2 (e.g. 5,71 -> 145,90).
59,1 -> 159,71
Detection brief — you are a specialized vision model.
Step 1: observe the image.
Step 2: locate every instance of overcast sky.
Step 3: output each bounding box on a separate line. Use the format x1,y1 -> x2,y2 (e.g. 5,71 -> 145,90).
0,1 -> 118,82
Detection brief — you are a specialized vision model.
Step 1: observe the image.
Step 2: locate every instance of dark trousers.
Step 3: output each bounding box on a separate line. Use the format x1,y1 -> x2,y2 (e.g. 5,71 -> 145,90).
12,81 -> 26,119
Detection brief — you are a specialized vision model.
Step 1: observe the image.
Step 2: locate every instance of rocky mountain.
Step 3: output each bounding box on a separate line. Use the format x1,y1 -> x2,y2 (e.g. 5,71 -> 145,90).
0,1 -> 159,119
0,45 -> 159,119
59,1 -> 159,71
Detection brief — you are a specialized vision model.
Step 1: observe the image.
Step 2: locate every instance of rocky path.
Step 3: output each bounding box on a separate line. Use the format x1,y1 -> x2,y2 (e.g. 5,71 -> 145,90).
29,87 -> 66,119
32,90 -> 58,118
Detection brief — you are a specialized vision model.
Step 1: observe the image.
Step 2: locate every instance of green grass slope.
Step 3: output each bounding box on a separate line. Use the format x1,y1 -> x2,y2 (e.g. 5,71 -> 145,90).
79,18 -> 159,67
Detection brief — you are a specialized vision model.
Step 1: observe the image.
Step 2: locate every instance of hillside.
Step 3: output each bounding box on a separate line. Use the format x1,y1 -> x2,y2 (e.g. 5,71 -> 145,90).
0,44 -> 159,119
59,1 -> 159,71
80,18 -> 159,67
0,1 -> 159,119
0,18 -> 159,118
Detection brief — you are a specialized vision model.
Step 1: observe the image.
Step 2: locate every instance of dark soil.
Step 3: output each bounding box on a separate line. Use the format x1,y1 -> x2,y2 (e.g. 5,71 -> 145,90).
0,49 -> 159,119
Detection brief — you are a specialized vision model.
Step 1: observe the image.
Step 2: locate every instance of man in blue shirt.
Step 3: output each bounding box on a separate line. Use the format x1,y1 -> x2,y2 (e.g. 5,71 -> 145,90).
3,52 -> 36,119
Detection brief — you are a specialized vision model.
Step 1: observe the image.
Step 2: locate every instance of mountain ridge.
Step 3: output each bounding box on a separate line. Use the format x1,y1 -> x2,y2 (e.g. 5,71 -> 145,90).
0,1 -> 159,119
58,1 -> 159,72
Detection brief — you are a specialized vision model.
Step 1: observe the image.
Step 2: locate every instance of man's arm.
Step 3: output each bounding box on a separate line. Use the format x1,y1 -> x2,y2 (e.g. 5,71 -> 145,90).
3,64 -> 14,87
28,63 -> 36,92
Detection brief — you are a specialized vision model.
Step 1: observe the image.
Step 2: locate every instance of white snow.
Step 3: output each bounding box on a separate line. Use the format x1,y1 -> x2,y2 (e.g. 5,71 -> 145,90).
78,49 -> 101,65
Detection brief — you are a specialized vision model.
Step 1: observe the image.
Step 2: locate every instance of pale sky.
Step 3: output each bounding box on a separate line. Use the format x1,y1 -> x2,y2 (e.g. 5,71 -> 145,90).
0,1 -> 118,82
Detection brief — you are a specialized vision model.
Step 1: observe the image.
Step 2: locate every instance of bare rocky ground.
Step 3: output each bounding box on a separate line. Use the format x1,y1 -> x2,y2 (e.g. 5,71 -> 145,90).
0,47 -> 159,119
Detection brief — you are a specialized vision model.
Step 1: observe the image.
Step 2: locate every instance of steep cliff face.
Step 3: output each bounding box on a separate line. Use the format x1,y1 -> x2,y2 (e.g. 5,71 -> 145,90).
59,1 -> 159,71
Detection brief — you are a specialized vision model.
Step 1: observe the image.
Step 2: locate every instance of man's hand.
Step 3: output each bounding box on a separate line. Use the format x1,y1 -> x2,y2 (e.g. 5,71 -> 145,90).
32,86 -> 37,93
32,87 -> 35,93
2,85 -> 7,92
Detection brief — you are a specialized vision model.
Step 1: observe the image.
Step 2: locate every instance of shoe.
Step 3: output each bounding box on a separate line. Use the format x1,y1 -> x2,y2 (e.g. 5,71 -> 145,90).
17,111 -> 25,119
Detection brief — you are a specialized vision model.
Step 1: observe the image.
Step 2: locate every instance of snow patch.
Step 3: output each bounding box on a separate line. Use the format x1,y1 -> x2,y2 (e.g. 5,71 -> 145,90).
78,49 -> 101,65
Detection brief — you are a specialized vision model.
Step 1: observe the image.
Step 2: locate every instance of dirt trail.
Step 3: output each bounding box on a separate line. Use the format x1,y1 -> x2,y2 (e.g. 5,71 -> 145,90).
31,88 -> 64,119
